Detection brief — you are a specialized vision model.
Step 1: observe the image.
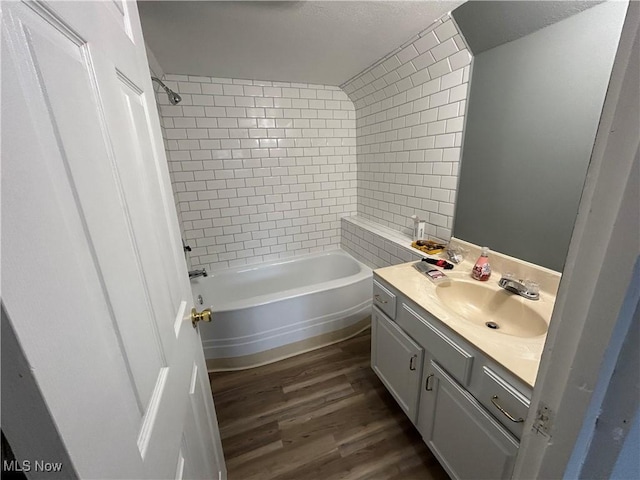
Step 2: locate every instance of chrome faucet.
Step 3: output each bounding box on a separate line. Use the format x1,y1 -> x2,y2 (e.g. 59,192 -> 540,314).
188,268 -> 207,279
498,275 -> 539,300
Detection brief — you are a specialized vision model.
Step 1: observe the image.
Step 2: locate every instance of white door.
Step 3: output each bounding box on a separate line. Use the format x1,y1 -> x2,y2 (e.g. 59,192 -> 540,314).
1,1 -> 226,479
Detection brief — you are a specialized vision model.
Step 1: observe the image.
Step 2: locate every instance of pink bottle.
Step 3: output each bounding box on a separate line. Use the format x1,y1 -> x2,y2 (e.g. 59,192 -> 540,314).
472,247 -> 491,281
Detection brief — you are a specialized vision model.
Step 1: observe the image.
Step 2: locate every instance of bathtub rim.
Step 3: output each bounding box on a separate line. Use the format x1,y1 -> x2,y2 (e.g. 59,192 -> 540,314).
190,248 -> 372,313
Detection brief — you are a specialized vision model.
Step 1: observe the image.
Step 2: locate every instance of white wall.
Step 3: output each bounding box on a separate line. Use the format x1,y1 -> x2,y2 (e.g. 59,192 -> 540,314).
342,15 -> 472,242
157,76 -> 356,271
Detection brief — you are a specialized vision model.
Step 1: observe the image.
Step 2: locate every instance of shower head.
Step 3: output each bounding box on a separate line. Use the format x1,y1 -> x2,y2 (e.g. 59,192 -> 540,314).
166,89 -> 182,105
151,76 -> 182,105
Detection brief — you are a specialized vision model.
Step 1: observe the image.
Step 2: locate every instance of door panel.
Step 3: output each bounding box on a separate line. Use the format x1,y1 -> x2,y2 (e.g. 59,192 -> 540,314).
371,307 -> 423,422
15,0 -> 165,416
421,362 -> 518,480
1,2 -> 225,478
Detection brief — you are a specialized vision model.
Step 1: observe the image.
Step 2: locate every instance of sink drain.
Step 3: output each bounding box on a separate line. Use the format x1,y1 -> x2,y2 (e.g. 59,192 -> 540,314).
485,321 -> 500,330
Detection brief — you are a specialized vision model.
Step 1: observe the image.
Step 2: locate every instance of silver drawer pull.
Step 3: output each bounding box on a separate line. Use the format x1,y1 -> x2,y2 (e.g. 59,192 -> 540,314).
491,395 -> 524,423
425,373 -> 434,391
374,294 -> 388,304
409,354 -> 417,371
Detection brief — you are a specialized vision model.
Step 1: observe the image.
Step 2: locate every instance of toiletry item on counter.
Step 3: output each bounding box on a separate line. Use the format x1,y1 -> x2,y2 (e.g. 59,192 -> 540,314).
410,215 -> 426,241
418,222 -> 426,240
411,239 -> 446,254
414,261 -> 450,284
446,243 -> 466,264
472,246 -> 492,281
425,269 -> 449,283
422,257 -> 454,270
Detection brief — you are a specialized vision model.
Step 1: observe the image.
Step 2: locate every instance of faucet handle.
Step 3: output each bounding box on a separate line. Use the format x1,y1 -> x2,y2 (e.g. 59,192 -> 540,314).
502,272 -> 516,281
524,279 -> 540,298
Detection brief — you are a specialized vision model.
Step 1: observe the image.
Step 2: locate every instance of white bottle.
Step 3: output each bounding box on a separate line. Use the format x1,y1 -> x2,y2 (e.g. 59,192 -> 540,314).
411,215 -> 427,241
411,215 -> 420,241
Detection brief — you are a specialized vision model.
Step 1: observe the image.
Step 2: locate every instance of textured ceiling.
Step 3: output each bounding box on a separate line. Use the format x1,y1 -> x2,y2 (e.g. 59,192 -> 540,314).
138,1 -> 465,86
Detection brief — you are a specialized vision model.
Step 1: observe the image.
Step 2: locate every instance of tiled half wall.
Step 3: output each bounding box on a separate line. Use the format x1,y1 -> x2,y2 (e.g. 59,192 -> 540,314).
341,216 -> 424,269
342,15 -> 472,242
158,76 -> 357,271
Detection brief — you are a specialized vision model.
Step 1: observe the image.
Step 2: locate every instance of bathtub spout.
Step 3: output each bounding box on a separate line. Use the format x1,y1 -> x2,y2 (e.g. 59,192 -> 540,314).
189,268 -> 207,279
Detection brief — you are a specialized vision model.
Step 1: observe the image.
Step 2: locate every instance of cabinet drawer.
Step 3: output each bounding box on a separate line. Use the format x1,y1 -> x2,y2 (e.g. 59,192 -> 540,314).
478,367 -> 530,439
373,280 -> 397,320
398,303 -> 473,386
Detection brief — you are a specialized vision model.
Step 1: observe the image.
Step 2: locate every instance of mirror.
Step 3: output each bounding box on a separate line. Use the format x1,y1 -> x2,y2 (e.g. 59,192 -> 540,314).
451,1 -> 628,271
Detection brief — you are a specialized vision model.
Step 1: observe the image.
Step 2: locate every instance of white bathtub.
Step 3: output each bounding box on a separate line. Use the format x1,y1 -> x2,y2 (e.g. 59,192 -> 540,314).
190,249 -> 372,369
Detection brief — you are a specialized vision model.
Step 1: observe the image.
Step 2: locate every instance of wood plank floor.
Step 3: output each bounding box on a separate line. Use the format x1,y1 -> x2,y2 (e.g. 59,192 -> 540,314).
209,329 -> 450,480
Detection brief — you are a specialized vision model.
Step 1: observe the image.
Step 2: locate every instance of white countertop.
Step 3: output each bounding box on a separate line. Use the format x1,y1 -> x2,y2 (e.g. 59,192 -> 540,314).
374,259 -> 558,388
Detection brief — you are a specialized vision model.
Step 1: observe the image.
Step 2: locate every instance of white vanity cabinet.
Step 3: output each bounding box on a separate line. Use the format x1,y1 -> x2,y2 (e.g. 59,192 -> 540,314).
371,306 -> 423,423
371,274 -> 531,480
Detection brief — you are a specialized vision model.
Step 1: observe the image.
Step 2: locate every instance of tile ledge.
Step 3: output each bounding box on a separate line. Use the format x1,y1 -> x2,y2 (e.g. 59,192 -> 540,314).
342,216 -> 437,259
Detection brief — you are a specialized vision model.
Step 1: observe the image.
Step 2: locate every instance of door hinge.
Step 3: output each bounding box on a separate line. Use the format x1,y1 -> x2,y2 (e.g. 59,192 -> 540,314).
532,401 -> 554,438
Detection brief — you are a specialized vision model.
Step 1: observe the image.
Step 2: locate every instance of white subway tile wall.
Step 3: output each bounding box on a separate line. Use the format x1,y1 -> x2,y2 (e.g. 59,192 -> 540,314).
152,79 -> 190,255
341,217 -> 423,269
157,75 -> 357,271
342,15 -> 472,242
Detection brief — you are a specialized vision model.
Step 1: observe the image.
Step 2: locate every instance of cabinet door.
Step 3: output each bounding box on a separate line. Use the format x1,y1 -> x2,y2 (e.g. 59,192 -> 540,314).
419,361 -> 518,480
371,307 -> 424,423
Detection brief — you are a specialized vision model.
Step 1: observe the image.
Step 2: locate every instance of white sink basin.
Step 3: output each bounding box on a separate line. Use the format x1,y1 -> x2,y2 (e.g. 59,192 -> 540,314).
435,280 -> 548,338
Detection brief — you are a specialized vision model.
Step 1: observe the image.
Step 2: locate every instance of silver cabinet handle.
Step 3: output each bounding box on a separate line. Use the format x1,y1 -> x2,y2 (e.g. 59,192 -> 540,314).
425,373 -> 434,391
491,395 -> 524,423
409,354 -> 417,371
374,294 -> 388,304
